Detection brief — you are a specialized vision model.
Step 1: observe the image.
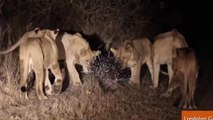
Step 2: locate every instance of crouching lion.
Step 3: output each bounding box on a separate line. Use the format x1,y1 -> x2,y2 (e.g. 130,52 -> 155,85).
110,38 -> 153,85
152,29 -> 188,88
57,32 -> 101,86
0,28 -> 63,99
161,48 -> 198,109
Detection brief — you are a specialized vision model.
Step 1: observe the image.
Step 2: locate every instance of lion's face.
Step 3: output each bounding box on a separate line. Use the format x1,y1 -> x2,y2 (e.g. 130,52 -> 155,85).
79,47 -> 101,72
110,40 -> 138,68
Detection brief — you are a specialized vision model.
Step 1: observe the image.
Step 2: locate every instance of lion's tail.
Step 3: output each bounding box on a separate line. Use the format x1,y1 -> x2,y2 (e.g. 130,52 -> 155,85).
20,79 -> 34,92
0,28 -> 41,55
21,70 -> 35,92
0,35 -> 28,55
20,52 -> 34,93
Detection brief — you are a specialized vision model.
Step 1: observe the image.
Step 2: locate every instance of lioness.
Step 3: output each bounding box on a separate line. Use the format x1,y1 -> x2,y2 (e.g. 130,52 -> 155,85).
152,29 -> 188,88
19,38 -> 47,99
37,29 -> 63,96
161,48 -> 198,109
110,38 -> 153,84
57,32 -> 101,86
0,29 -> 62,99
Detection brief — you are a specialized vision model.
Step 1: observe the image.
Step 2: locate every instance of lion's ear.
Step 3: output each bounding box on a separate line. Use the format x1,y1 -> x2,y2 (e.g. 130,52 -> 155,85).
54,28 -> 59,34
110,48 -> 117,55
34,28 -> 40,33
75,33 -> 82,37
125,41 -> 134,51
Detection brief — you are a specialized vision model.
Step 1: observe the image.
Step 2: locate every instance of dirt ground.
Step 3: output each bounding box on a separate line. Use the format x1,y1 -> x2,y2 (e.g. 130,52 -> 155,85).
0,54 -> 212,120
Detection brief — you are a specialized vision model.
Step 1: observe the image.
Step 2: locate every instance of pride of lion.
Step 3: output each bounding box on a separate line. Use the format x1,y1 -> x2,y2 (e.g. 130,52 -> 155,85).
0,28 -> 100,99
110,29 -> 198,109
0,28 -> 198,109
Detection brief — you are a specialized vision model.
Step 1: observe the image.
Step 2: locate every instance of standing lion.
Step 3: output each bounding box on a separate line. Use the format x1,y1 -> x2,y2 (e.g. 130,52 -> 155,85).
0,28 -> 63,99
110,38 -> 153,85
161,48 -> 198,109
56,32 -> 101,86
152,29 -> 188,88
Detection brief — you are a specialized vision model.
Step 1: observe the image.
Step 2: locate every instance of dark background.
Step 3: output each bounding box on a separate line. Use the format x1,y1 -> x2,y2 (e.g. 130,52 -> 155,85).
0,0 -> 212,109
1,0 -> 212,56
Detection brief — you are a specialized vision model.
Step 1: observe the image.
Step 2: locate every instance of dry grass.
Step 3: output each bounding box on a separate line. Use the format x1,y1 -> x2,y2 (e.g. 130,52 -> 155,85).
0,53 -> 181,120
2,0 -> 151,48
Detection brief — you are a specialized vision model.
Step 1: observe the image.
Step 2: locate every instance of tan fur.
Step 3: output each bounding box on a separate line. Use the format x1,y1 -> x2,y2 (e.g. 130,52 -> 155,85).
0,29 -> 62,99
36,29 -> 63,96
161,48 -> 198,109
21,29 -> 62,99
60,32 -> 100,86
152,29 -> 188,88
19,38 -> 47,99
110,38 -> 153,84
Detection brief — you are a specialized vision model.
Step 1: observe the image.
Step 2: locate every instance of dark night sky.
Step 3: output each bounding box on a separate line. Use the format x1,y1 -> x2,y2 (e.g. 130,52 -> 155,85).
175,1 -> 213,108
1,0 -> 212,56
176,0 -> 212,56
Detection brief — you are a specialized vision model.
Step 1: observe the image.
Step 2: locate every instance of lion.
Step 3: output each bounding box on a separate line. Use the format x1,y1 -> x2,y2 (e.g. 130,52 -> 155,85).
161,48 -> 198,109
37,29 -> 63,96
152,29 -> 188,88
19,38 -> 47,99
0,28 -> 63,99
57,32 -> 101,86
110,38 -> 153,85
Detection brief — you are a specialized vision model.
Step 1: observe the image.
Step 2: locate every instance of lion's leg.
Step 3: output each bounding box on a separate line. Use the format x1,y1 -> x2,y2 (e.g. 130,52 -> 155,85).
45,69 -> 52,95
146,58 -> 153,81
161,72 -> 181,97
187,76 -> 197,109
19,54 -> 30,99
25,69 -> 35,99
50,63 -> 63,94
167,63 -> 174,85
183,76 -> 190,109
34,66 -> 47,100
152,61 -> 160,88
179,75 -> 187,109
191,71 -> 198,109
66,60 -> 82,86
183,94 -> 190,109
187,92 -> 193,109
129,62 -> 141,85
191,82 -> 197,109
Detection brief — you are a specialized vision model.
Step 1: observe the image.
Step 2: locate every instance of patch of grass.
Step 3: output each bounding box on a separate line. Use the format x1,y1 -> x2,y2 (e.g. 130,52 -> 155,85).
0,53 -> 181,119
